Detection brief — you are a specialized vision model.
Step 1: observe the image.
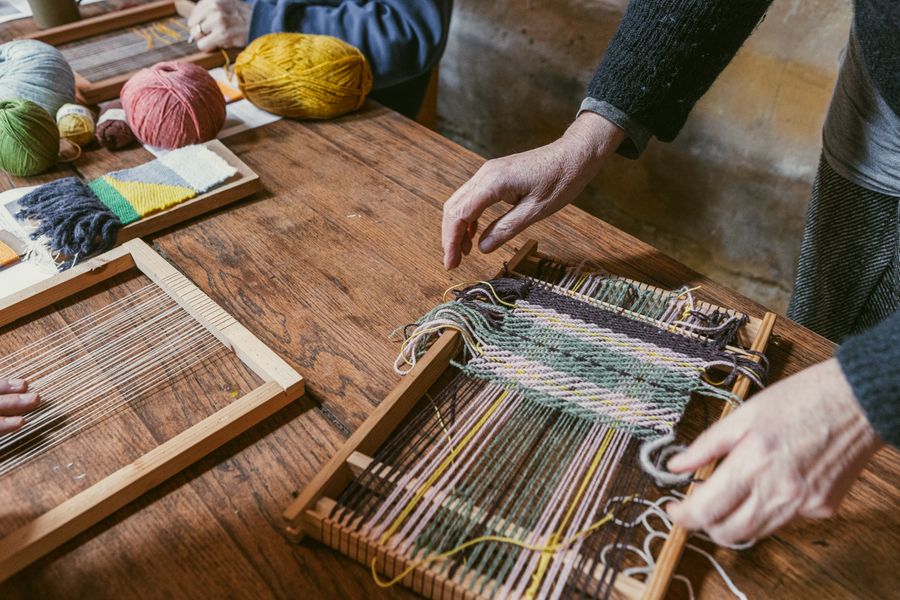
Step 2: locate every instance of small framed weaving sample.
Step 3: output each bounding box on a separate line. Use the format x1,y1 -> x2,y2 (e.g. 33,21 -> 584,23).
22,0 -> 230,104
0,239 -> 304,581
285,241 -> 776,600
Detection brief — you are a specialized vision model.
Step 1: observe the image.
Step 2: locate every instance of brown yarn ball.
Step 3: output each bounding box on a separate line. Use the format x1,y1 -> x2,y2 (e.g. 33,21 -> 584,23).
96,100 -> 135,150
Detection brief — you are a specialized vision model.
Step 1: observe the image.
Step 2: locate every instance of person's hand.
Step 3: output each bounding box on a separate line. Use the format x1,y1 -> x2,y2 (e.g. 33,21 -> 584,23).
441,111 -> 625,269
187,0 -> 252,52
0,379 -> 40,435
665,358 -> 881,546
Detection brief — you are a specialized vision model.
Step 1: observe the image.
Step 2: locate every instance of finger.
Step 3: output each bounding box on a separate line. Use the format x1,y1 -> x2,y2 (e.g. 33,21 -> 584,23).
0,416 -> 25,435
667,450 -> 752,531
187,0 -> 215,28
442,170 -> 514,268
477,197 -> 543,253
196,27 -> 228,51
704,493 -> 764,546
0,379 -> 26,394
667,407 -> 755,473
461,232 -> 472,256
0,392 -> 40,416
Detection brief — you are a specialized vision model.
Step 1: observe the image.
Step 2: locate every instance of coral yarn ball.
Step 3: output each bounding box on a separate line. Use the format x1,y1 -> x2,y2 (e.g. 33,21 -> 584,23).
121,62 -> 226,149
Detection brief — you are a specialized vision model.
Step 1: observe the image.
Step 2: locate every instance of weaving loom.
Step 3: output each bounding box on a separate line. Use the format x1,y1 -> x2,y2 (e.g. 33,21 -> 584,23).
286,241 -> 775,600
0,239 -> 304,580
23,1 -> 229,103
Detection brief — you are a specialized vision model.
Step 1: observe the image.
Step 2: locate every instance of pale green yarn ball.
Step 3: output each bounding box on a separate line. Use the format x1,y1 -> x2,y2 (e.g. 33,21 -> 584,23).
0,99 -> 59,177
0,40 -> 76,116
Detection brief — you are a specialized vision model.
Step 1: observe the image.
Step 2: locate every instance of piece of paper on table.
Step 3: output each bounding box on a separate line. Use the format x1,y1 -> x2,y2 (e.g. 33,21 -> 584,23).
0,186 -> 58,301
142,68 -> 282,158
0,0 -> 103,25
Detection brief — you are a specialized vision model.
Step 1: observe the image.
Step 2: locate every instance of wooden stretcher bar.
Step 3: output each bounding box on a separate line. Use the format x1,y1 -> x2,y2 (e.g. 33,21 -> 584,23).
22,0 -> 231,104
286,239 -> 776,599
0,239 -> 304,581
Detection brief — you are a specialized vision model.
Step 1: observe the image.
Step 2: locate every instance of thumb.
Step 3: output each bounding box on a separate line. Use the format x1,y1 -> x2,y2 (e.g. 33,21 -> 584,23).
668,409 -> 753,473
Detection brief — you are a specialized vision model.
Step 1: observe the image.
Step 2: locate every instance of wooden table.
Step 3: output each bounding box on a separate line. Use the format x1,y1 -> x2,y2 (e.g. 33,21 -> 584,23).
2,8 -> 898,600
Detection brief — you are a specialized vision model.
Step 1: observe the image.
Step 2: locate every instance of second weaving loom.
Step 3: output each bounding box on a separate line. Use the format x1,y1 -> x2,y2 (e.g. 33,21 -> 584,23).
330,260 -> 768,599
16,145 -> 236,268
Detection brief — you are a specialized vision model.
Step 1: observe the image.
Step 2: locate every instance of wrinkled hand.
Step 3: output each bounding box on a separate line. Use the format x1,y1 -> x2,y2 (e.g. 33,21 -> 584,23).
442,112 -> 625,269
0,379 -> 40,435
188,0 -> 252,52
666,358 -> 881,546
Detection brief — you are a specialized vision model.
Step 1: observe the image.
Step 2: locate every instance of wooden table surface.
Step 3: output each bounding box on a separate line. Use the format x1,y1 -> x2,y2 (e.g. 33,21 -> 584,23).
2,7 -> 898,599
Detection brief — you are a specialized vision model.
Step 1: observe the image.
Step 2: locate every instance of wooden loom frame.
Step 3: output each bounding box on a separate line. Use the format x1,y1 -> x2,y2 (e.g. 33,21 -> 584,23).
284,240 -> 776,600
22,0 -> 230,104
0,238 -> 305,581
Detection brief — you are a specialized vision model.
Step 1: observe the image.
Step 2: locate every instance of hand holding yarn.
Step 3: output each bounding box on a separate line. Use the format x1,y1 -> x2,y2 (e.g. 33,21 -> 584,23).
188,0 -> 252,51
442,112 -> 625,270
0,379 -> 40,436
665,358 -> 882,546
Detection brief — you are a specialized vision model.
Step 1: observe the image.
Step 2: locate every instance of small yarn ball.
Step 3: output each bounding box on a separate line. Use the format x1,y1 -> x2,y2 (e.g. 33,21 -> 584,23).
56,103 -> 96,147
0,40 -> 76,116
235,33 -> 373,119
120,62 -> 226,149
0,99 -> 59,177
96,100 -> 135,150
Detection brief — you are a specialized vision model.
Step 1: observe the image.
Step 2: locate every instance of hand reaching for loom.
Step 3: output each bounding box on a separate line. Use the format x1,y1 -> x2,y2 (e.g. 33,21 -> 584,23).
665,358 -> 881,546
0,379 -> 40,435
442,112 -> 625,269
188,0 -> 252,52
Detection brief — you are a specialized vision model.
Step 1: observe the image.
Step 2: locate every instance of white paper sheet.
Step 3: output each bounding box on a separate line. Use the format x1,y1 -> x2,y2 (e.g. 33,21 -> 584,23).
0,186 -> 58,301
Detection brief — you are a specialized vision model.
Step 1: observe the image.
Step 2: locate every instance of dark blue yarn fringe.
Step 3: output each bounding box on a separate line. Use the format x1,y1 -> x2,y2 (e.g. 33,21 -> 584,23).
16,177 -> 123,269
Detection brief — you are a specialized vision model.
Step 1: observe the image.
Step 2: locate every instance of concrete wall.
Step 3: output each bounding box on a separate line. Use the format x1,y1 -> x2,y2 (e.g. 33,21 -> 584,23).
437,0 -> 852,313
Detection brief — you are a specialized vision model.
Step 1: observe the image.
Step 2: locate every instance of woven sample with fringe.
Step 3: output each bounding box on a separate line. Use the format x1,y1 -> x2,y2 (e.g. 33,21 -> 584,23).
16,145 -> 236,268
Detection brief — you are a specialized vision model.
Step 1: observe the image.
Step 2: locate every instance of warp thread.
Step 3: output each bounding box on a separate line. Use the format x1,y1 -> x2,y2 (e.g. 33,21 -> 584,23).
0,99 -> 60,177
235,33 -> 373,119
0,40 -> 75,116
96,101 -> 136,150
121,62 -> 226,149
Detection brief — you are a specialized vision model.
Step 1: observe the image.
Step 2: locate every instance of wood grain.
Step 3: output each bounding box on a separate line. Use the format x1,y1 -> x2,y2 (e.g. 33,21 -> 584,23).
1,3 -> 897,598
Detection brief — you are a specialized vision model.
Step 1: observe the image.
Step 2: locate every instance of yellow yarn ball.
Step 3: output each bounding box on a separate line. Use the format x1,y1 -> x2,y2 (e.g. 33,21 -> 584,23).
56,103 -> 95,147
234,33 -> 373,119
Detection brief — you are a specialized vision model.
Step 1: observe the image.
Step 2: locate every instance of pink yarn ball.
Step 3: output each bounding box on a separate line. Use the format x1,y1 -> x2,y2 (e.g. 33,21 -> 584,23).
120,62 -> 226,149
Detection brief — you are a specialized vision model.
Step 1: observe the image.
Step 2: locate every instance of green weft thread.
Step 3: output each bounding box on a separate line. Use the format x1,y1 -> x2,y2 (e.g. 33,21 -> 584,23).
458,399 -> 572,591
475,412 -> 590,596
89,177 -> 140,225
415,389 -> 545,580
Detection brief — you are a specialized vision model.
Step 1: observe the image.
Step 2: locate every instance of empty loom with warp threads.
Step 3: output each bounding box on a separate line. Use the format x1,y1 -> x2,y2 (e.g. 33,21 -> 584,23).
285,241 -> 777,600
12,140 -> 260,270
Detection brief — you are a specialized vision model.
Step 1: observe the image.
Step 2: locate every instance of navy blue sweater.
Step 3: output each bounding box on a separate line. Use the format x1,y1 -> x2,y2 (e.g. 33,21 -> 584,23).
247,0 -> 452,117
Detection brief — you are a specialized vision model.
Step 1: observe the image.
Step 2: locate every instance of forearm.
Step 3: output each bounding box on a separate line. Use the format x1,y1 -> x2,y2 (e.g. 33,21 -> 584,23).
248,0 -> 451,88
837,309 -> 900,447
584,0 -> 772,157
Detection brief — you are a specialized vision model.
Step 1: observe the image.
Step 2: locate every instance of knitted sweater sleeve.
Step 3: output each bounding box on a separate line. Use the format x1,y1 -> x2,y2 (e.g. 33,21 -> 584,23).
837,309 -> 900,447
583,0 -> 773,158
248,0 -> 452,89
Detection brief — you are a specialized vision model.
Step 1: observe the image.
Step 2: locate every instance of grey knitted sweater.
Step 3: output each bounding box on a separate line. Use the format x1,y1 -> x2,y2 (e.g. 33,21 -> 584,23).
583,0 -> 900,446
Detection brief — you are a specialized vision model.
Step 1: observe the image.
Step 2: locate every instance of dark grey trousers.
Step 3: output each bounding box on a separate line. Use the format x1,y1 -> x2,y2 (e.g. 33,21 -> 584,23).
787,156 -> 900,343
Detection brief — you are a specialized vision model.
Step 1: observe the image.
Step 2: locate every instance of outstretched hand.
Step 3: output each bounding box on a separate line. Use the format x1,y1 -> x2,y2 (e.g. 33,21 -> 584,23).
441,112 -> 625,269
666,358 -> 881,546
0,379 -> 40,435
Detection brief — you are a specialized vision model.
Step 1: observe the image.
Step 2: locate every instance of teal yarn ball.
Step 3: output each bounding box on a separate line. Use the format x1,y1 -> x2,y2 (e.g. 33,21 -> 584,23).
0,99 -> 59,177
0,40 -> 76,116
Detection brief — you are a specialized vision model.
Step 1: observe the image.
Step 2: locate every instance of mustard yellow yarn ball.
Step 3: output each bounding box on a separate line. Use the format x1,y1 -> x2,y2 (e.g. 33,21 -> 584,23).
234,33 -> 373,119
